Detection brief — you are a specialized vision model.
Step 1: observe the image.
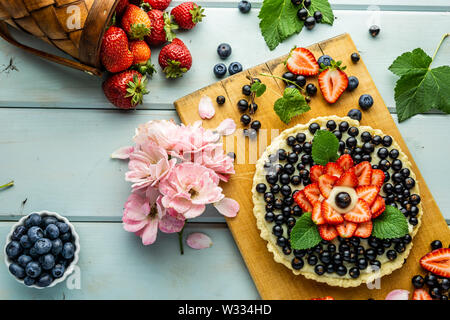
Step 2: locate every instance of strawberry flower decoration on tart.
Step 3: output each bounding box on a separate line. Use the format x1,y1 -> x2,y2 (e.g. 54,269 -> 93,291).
252,116 -> 422,287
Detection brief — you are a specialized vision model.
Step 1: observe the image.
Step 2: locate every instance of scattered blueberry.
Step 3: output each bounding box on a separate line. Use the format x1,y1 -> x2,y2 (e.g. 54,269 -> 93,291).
37,273 -> 53,288
213,63 -> 227,78
6,241 -> 22,259
34,238 -> 52,255
27,226 -> 44,243
40,254 -> 56,270
359,94 -> 374,110
25,261 -> 42,278
351,52 -> 360,63
11,225 -> 27,241
52,264 -> 66,279
62,242 -> 75,260
347,109 -> 362,121
217,43 -> 232,59
9,263 -> 26,279
238,0 -> 251,13
317,55 -> 333,67
17,255 -> 32,268
228,62 -> 243,75
369,25 -> 380,37
347,76 -> 359,91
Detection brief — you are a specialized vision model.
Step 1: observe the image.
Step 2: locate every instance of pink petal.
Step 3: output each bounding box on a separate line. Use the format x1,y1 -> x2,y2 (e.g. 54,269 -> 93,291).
111,146 -> 134,159
385,289 -> 410,300
183,204 -> 206,219
186,232 -> 212,250
215,118 -> 236,136
213,197 -> 239,217
198,96 -> 215,120
159,214 -> 185,233
139,219 -> 159,245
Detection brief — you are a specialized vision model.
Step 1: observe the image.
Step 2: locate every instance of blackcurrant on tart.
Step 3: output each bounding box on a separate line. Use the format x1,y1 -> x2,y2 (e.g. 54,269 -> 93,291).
252,116 -> 422,287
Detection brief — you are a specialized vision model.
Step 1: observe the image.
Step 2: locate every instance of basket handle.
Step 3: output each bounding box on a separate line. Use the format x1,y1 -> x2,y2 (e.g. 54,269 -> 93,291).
0,22 -> 102,77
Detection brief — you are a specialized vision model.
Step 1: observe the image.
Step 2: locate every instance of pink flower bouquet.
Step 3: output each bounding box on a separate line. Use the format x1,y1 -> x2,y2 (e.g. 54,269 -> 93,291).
112,119 -> 239,252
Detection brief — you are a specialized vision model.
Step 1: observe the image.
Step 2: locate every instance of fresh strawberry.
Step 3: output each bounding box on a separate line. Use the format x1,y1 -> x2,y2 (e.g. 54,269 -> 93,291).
115,0 -> 129,17
318,224 -> 338,241
311,296 -> 335,300
356,185 -> 379,206
312,202 -> 325,225
304,183 -> 321,205
336,154 -> 353,172
145,10 -> 177,46
336,221 -> 357,238
412,289 -> 433,300
334,170 -> 358,188
318,60 -> 348,103
420,248 -> 450,278
102,70 -> 148,109
100,26 -> 133,73
344,198 -> 371,223
371,196 -> 385,218
353,161 -> 372,186
285,47 -> 319,76
158,38 -> 192,78
354,221 -> 372,238
371,169 -> 385,189
129,40 -> 151,65
171,2 -> 205,30
318,174 -> 338,198
121,4 -> 152,40
310,165 -> 325,183
142,0 -> 171,10
294,190 -> 313,212
322,201 -> 344,225
325,162 -> 344,178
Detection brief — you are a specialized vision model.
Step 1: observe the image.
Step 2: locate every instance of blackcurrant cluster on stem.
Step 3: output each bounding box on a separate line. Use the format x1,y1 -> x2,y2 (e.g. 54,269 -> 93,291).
291,0 -> 322,30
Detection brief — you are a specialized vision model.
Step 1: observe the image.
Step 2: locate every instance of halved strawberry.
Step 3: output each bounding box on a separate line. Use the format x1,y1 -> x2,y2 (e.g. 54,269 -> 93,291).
412,289 -> 433,300
371,196 -> 385,218
353,161 -> 373,186
344,198 -> 372,223
311,296 -> 335,300
286,47 -> 319,76
354,221 -> 372,238
419,248 -> 450,278
304,183 -> 321,205
310,165 -> 325,183
322,201 -> 344,225
293,190 -> 313,212
318,174 -> 338,198
334,170 -> 358,188
318,62 -> 349,104
318,224 -> 338,241
325,162 -> 344,178
336,154 -> 353,171
312,201 -> 326,225
336,221 -> 357,238
371,169 -> 385,189
356,185 -> 379,206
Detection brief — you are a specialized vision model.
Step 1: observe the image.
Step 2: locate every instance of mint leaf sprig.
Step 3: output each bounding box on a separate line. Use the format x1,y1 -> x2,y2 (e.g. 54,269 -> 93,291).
290,212 -> 322,250
311,130 -> 340,165
372,205 -> 409,239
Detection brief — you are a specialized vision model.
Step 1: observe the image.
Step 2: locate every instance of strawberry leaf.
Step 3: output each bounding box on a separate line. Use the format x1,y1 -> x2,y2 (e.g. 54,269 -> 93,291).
372,205 -> 409,239
274,87 -> 310,124
311,130 -> 340,165
290,212 -> 322,250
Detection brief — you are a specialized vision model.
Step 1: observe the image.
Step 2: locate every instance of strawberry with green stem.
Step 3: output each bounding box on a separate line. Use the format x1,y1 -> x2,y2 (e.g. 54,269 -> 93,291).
171,2 -> 205,30
145,9 -> 178,46
100,26 -> 134,73
121,4 -> 152,40
103,70 -> 149,109
158,38 -> 192,78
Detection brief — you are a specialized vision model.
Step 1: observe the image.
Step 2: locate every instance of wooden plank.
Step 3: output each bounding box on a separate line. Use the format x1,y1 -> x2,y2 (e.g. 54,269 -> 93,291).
174,34 -> 450,300
0,222 -> 259,299
0,10 -> 448,110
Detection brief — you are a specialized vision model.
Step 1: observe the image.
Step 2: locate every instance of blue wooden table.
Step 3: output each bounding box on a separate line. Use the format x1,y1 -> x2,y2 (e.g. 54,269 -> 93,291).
0,0 -> 449,299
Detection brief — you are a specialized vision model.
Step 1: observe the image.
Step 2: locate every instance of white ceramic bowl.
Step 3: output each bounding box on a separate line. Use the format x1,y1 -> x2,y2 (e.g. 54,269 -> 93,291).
4,211 -> 80,289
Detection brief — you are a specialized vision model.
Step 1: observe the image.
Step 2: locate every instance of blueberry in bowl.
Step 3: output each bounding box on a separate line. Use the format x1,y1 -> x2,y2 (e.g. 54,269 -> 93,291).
4,211 -> 80,289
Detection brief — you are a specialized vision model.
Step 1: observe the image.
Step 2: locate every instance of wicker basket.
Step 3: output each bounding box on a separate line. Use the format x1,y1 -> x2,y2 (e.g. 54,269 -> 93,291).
0,0 -> 120,76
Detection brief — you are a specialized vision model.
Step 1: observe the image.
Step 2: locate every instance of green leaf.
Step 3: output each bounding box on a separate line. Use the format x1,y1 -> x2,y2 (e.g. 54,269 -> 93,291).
388,48 -> 432,77
273,87 -> 310,124
372,205 -> 409,239
311,130 -> 340,165
309,0 -> 334,25
251,82 -> 267,97
290,212 -> 322,250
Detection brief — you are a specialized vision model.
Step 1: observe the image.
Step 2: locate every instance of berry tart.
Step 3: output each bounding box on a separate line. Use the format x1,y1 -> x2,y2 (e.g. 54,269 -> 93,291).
252,116 -> 422,287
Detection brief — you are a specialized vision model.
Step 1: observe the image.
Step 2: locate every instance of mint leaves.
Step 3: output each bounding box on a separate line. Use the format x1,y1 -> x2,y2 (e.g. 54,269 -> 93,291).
311,130 -> 339,165
290,212 -> 322,250
251,81 -> 267,97
274,87 -> 310,124
259,0 -> 334,50
372,205 -> 409,239
389,34 -> 450,122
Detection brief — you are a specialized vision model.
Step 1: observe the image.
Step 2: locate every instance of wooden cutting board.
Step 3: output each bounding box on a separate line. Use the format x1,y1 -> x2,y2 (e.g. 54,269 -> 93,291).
174,33 -> 450,300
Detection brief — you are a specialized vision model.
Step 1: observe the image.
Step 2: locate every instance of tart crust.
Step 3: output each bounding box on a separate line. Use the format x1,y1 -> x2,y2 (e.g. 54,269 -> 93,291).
252,116 -> 423,288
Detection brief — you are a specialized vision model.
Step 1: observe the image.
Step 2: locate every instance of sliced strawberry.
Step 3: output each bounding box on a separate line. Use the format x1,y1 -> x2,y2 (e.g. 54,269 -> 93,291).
318,174 -> 338,198
336,154 -> 354,172
325,162 -> 344,178
412,289 -> 433,300
318,67 -> 349,104
371,196 -> 385,218
344,198 -> 372,223
419,248 -> 450,278
310,165 -> 325,183
311,296 -> 335,300
304,183 -> 321,205
356,185 -> 379,206
353,161 -> 372,186
334,170 -> 358,188
286,47 -> 319,76
336,221 -> 357,238
318,224 -> 338,241
312,201 -> 326,225
354,221 -> 373,238
322,201 -> 344,225
293,190 -> 313,212
371,169 -> 385,189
